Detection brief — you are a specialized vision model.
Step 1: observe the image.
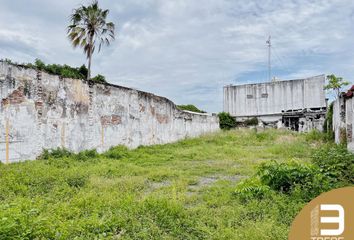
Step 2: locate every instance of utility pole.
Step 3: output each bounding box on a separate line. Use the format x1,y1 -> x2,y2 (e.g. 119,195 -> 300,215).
266,35 -> 272,82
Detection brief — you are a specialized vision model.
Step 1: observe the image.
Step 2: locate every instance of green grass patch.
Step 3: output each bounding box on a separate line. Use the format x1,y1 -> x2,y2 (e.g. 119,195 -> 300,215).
0,129 -> 348,239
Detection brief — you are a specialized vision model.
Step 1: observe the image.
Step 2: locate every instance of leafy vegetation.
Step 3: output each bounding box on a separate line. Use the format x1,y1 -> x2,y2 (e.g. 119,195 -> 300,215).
312,144 -> 354,184
324,74 -> 349,98
0,129 -> 352,239
177,104 -> 206,113
218,112 -> 236,129
323,102 -> 334,140
1,58 -> 107,83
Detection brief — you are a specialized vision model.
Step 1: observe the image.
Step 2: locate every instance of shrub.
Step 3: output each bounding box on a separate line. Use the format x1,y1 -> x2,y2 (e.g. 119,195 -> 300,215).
256,160 -> 330,198
74,149 -> 99,162
34,58 -> 46,70
104,146 -> 130,159
177,104 -> 206,113
312,144 -> 354,184
39,148 -> 73,160
234,178 -> 271,202
66,175 -> 87,188
218,112 -> 236,130
244,117 -> 258,126
24,59 -> 106,82
91,74 -> 107,83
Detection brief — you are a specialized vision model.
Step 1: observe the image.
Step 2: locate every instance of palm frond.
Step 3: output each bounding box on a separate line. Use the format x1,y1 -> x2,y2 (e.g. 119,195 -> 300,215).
67,1 -> 115,58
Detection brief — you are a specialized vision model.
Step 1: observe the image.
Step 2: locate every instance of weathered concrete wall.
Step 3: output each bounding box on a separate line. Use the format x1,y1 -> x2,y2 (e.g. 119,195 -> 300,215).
333,98 -> 341,143
332,87 -> 354,152
0,62 -> 219,163
345,97 -> 354,151
223,75 -> 326,117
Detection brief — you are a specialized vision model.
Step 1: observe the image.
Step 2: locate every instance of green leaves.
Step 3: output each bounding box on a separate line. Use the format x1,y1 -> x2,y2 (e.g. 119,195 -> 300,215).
234,178 -> 271,202
312,144 -> 354,184
218,112 -> 236,130
177,104 -> 206,113
324,74 -> 350,98
67,1 -> 115,57
257,160 -> 330,199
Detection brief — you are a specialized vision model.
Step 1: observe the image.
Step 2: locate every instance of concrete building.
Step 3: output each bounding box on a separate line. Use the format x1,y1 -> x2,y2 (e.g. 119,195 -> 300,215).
223,75 -> 327,132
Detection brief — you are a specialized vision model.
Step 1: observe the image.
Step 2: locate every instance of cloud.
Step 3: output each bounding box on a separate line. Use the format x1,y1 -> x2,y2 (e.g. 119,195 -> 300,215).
1,0 -> 354,112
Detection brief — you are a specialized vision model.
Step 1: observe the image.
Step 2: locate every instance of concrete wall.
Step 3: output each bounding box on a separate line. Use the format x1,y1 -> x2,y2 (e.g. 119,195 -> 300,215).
333,98 -> 341,144
345,98 -> 354,151
223,75 -> 326,117
332,92 -> 354,152
0,62 -> 219,163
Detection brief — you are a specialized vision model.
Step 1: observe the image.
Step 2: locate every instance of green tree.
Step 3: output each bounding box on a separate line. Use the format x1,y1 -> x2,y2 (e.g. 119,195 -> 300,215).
67,1 -> 115,80
324,74 -> 349,99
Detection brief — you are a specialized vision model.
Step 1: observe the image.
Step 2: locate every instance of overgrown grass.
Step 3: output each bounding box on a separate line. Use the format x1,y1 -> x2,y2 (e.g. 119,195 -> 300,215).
0,129 -> 350,239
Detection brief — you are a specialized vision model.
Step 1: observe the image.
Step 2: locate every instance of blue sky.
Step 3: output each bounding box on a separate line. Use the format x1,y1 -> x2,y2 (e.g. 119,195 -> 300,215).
1,0 -> 354,112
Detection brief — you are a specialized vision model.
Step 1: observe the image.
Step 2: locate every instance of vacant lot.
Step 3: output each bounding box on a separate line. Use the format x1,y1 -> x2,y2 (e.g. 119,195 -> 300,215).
0,129 -> 329,239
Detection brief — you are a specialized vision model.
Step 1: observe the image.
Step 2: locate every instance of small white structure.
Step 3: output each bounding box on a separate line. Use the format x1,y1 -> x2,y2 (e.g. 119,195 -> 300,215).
333,86 -> 354,152
223,75 -> 327,132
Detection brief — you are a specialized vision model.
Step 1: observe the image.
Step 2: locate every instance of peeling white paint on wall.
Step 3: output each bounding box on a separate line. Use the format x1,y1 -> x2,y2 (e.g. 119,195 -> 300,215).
333,89 -> 354,152
0,62 -> 219,163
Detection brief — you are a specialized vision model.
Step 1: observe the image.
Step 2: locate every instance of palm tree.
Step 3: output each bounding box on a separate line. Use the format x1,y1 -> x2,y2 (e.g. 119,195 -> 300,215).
67,1 -> 115,80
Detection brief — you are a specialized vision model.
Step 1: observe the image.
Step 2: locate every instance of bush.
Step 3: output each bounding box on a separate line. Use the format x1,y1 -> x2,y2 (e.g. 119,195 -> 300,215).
39,148 -> 73,160
234,178 -> 271,202
256,160 -> 330,199
312,144 -> 354,184
218,112 -> 236,130
177,104 -> 206,113
91,74 -> 107,83
66,175 -> 87,188
74,149 -> 99,162
104,146 -> 130,159
39,148 -> 99,163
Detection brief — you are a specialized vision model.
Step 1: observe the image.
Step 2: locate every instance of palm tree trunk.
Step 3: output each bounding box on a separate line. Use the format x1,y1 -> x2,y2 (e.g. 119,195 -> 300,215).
87,48 -> 92,80
87,34 -> 94,80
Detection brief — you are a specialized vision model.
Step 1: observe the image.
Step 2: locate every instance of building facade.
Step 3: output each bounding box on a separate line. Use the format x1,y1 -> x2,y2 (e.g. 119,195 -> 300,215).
223,75 -> 327,132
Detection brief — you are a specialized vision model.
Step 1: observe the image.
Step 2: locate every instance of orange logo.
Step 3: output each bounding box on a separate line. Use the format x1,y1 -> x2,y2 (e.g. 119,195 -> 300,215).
289,187 -> 354,240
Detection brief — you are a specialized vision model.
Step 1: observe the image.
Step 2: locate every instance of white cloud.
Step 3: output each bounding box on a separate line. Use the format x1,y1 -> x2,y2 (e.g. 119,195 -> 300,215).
1,0 -> 354,112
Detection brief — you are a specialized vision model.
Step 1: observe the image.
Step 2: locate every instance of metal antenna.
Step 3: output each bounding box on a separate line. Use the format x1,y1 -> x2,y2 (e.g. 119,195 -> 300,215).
266,35 -> 272,82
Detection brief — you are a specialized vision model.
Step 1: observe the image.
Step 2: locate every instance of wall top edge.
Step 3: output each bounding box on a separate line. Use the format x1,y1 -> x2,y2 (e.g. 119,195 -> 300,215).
223,74 -> 326,88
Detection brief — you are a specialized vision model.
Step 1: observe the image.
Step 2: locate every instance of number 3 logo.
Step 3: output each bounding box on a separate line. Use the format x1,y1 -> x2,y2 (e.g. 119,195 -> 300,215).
320,204 -> 345,236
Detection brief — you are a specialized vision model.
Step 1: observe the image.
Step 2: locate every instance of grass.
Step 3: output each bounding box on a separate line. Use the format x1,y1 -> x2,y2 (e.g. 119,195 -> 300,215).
0,129 -> 326,239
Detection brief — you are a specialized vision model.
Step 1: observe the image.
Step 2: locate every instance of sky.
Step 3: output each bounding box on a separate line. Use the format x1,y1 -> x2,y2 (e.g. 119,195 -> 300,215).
1,0 -> 354,112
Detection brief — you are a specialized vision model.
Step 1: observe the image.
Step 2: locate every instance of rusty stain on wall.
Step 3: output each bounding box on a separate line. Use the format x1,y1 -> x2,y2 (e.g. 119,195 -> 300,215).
1,86 -> 26,107
100,115 -> 122,126
156,113 -> 169,124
